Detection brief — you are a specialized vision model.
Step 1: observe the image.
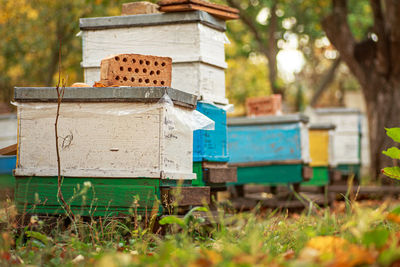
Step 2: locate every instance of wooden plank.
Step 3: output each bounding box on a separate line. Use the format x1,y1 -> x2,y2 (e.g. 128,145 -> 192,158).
159,4 -> 239,20
0,143 -> 17,156
229,160 -> 303,168
302,166 -> 313,181
328,185 -> 400,195
158,0 -> 239,14
203,166 -> 237,183
163,186 -> 210,206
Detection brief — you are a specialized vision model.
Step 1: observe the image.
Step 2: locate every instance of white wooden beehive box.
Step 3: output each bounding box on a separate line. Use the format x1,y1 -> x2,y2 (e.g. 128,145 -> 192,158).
79,11 -> 229,104
0,114 -> 17,149
14,87 -> 198,180
310,108 -> 361,165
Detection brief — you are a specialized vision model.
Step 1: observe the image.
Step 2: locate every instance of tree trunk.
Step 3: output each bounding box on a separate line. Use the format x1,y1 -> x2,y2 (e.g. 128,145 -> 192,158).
364,81 -> 400,182
322,0 -> 400,181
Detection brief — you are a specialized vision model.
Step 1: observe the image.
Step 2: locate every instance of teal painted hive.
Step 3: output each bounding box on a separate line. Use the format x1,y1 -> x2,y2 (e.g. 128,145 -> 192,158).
227,114 -> 310,185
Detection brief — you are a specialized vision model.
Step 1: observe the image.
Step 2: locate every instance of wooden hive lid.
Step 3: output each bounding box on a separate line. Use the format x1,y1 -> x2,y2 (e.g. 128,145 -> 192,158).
14,86 -> 197,109
227,114 -> 309,126
79,10 -> 226,31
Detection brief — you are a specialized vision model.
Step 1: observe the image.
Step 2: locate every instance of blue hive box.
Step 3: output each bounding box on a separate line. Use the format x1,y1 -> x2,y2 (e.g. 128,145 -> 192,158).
227,114 -> 311,185
193,102 -> 229,162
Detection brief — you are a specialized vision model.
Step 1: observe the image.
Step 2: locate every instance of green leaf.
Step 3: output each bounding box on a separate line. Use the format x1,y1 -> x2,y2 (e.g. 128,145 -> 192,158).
385,128 -> 400,143
362,228 -> 389,248
382,167 -> 400,180
25,231 -> 49,245
383,147 -> 400,159
390,206 -> 400,215
159,216 -> 185,228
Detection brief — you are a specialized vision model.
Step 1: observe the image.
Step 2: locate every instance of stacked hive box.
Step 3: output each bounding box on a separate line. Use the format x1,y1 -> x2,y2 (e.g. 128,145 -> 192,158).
310,108 -> 362,182
14,86 -> 210,216
227,114 -> 312,195
79,9 -> 237,194
0,114 -> 17,196
80,11 -> 229,104
301,123 -> 337,190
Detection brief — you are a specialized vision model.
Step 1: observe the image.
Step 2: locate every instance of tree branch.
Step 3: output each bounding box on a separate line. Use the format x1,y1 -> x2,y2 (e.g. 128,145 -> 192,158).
310,57 -> 341,107
225,0 -> 269,57
370,0 -> 390,76
385,0 -> 400,80
322,0 -> 365,85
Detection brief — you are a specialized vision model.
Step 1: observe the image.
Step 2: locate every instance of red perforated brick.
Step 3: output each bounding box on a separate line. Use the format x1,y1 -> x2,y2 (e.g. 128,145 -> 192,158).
98,54 -> 172,87
246,94 -> 282,117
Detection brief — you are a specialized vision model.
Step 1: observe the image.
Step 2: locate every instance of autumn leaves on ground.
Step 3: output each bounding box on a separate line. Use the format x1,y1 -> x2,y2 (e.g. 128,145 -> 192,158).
1,199 -> 400,266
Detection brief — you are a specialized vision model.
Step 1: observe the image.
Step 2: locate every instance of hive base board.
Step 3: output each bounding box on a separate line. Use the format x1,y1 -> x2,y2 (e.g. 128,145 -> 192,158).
302,167 -> 329,187
229,164 -> 304,186
336,164 -> 361,182
192,162 -> 237,188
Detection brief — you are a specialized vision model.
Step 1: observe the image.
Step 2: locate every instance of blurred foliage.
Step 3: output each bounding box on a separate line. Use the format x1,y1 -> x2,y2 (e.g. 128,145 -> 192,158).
0,0 -> 373,112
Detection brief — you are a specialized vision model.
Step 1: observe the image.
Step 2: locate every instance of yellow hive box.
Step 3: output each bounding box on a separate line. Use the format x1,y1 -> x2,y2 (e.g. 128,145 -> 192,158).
309,124 -> 336,167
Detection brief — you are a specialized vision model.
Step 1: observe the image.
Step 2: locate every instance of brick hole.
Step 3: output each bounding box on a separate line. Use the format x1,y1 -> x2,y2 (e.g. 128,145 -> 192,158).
161,62 -> 166,67
153,80 -> 157,84
128,67 -> 132,72
123,77 -> 127,81
135,68 -> 139,73
131,77 -> 135,82
139,78 -> 143,83
123,58 -> 127,62
146,61 -> 150,65
115,75 -> 120,80
156,70 -> 161,75
139,59 -> 143,65
150,70 -> 154,75
161,81 -> 165,85
143,68 -> 147,73
145,79 -> 150,84
132,59 -> 136,63
115,56 -> 120,61
120,66 -> 124,71
154,61 -> 159,66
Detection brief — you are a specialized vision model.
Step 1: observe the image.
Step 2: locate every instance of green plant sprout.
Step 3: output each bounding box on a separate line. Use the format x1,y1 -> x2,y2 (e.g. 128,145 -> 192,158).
382,128 -> 400,179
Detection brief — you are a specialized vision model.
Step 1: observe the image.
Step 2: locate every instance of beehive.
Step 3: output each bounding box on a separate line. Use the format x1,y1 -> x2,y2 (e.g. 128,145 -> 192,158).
302,123 -> 336,187
99,54 -> 172,87
80,11 -> 229,104
310,108 -> 361,181
227,114 -> 311,185
14,86 -> 198,180
311,108 -> 361,165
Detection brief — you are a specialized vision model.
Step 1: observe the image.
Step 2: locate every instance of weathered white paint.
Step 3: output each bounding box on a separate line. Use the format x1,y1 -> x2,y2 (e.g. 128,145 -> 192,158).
312,113 -> 360,133
81,22 -> 229,104
328,129 -> 337,167
300,122 -> 310,164
0,114 -> 17,149
15,102 -> 195,179
81,23 -> 226,68
333,132 -> 361,165
84,62 -> 228,104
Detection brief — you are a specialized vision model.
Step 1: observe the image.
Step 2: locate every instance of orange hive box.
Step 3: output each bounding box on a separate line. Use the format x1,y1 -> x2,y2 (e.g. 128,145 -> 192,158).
246,94 -> 282,117
98,53 -> 172,87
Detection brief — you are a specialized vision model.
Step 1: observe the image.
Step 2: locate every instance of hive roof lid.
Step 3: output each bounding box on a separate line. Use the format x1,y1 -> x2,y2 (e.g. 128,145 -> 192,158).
79,10 -> 226,31
227,114 -> 309,126
14,86 -> 197,109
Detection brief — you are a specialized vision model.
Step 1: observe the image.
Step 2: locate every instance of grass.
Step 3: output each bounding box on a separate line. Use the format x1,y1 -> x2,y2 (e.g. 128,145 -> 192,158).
2,196 -> 400,266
